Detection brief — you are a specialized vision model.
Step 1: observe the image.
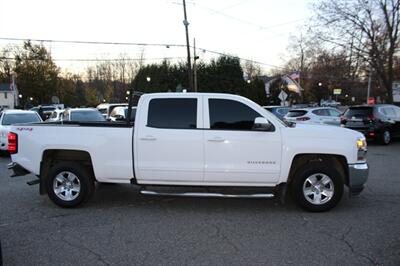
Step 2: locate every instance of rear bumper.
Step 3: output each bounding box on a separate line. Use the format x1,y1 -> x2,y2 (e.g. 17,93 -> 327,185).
348,163 -> 369,196
8,162 -> 31,177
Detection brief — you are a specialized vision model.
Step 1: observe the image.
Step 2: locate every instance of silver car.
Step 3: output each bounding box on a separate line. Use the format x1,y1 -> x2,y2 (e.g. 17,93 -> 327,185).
284,107 -> 342,126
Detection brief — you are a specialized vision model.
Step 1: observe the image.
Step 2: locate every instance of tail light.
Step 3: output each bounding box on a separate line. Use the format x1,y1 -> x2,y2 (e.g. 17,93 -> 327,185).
367,115 -> 376,121
340,115 -> 347,123
296,116 -> 310,121
8,132 -> 18,154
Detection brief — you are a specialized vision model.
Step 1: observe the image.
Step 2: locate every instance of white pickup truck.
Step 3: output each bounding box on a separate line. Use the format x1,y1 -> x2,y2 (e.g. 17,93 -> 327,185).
8,93 -> 369,212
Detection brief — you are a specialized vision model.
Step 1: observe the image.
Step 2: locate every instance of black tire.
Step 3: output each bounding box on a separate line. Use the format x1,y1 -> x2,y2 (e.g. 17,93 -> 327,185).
380,129 -> 391,145
46,162 -> 94,208
290,162 -> 344,212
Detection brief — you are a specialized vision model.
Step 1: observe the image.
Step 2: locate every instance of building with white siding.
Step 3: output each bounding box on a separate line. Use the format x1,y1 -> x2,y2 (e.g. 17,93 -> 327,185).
0,83 -> 19,109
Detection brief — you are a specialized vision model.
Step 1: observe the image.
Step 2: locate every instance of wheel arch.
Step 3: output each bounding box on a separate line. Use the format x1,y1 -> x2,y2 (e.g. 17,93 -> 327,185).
40,149 -> 95,195
287,153 -> 348,187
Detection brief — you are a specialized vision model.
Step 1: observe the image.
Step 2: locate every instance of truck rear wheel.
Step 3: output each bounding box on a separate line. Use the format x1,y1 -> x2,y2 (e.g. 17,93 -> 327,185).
291,162 -> 344,212
46,162 -> 94,208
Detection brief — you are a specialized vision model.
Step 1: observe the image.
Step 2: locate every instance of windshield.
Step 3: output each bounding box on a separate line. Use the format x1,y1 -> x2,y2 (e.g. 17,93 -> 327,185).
2,113 -> 41,125
286,110 -> 308,117
70,110 -> 105,121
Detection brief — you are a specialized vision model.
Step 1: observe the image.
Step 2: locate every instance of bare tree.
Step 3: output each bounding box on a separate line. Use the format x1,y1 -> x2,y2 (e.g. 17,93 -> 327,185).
314,0 -> 400,103
0,46 -> 15,82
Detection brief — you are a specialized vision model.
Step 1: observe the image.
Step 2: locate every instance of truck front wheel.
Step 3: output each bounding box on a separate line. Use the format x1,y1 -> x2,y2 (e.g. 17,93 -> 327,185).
46,162 -> 94,208
291,162 -> 344,212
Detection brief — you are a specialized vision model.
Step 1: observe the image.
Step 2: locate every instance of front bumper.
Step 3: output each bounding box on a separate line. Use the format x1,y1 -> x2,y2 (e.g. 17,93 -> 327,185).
348,163 -> 369,196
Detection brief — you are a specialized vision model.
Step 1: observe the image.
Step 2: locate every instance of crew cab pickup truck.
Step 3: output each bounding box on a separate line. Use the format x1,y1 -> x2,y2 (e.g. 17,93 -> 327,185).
8,93 -> 369,212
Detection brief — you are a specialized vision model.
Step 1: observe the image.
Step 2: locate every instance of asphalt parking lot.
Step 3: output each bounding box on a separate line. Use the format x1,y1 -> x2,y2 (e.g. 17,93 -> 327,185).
1,143 -> 400,266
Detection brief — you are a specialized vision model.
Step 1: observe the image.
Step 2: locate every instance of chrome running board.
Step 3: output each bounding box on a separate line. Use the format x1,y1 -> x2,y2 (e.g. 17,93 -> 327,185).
140,190 -> 275,199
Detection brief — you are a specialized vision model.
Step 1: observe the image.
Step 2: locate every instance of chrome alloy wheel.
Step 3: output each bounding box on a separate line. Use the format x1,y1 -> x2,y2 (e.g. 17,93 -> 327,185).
302,173 -> 334,205
53,171 -> 81,201
383,131 -> 391,144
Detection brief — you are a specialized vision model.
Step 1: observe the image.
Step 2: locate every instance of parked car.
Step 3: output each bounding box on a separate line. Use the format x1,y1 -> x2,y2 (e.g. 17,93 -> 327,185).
321,99 -> 340,107
284,107 -> 342,126
96,103 -> 128,119
30,105 -> 58,120
46,109 -> 64,122
8,93 -> 368,212
109,106 -> 137,122
0,110 -> 42,151
61,108 -> 106,122
263,106 -> 291,120
341,104 -> 400,145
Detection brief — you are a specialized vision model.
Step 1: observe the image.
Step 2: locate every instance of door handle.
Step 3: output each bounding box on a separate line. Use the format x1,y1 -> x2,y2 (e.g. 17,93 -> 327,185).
207,137 -> 225,142
140,135 -> 157,141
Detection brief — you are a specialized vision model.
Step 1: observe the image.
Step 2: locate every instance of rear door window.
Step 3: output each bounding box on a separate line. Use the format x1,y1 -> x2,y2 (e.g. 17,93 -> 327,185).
328,109 -> 341,117
383,107 -> 396,117
208,99 -> 261,130
147,98 -> 197,129
312,109 -> 330,116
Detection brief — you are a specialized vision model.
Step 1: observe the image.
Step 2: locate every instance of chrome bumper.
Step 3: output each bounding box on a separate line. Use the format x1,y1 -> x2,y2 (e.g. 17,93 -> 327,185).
348,163 -> 369,196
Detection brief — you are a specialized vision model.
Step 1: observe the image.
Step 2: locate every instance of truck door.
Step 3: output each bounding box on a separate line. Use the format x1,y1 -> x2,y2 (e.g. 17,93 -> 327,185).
135,97 -> 204,183
203,97 -> 282,185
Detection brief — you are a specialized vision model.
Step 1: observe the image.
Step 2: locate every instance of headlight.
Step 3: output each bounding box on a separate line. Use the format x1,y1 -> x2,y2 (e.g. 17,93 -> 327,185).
357,137 -> 367,160
356,138 -> 367,150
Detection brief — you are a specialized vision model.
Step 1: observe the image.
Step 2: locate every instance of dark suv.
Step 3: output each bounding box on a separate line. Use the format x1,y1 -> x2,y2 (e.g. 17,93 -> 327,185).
341,104 -> 400,144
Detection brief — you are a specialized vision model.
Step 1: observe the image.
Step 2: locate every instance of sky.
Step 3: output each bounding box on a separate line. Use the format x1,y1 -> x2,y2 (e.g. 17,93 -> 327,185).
0,0 -> 313,74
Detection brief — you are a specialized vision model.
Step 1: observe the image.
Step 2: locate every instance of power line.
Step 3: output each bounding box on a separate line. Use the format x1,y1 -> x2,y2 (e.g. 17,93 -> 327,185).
0,56 -> 185,62
171,1 -> 307,32
0,36 -> 285,69
194,47 -> 285,69
0,37 -> 186,48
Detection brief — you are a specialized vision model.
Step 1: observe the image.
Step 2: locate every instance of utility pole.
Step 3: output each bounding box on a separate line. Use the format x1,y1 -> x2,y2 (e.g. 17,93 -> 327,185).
367,65 -> 372,103
182,0 -> 193,91
193,38 -> 198,92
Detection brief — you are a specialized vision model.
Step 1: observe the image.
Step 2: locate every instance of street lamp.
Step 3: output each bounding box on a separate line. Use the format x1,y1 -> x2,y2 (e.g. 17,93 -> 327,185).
146,77 -> 151,82
29,97 -> 33,101
247,79 -> 251,84
18,94 -> 22,99
318,82 -> 322,87
126,91 -> 130,95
